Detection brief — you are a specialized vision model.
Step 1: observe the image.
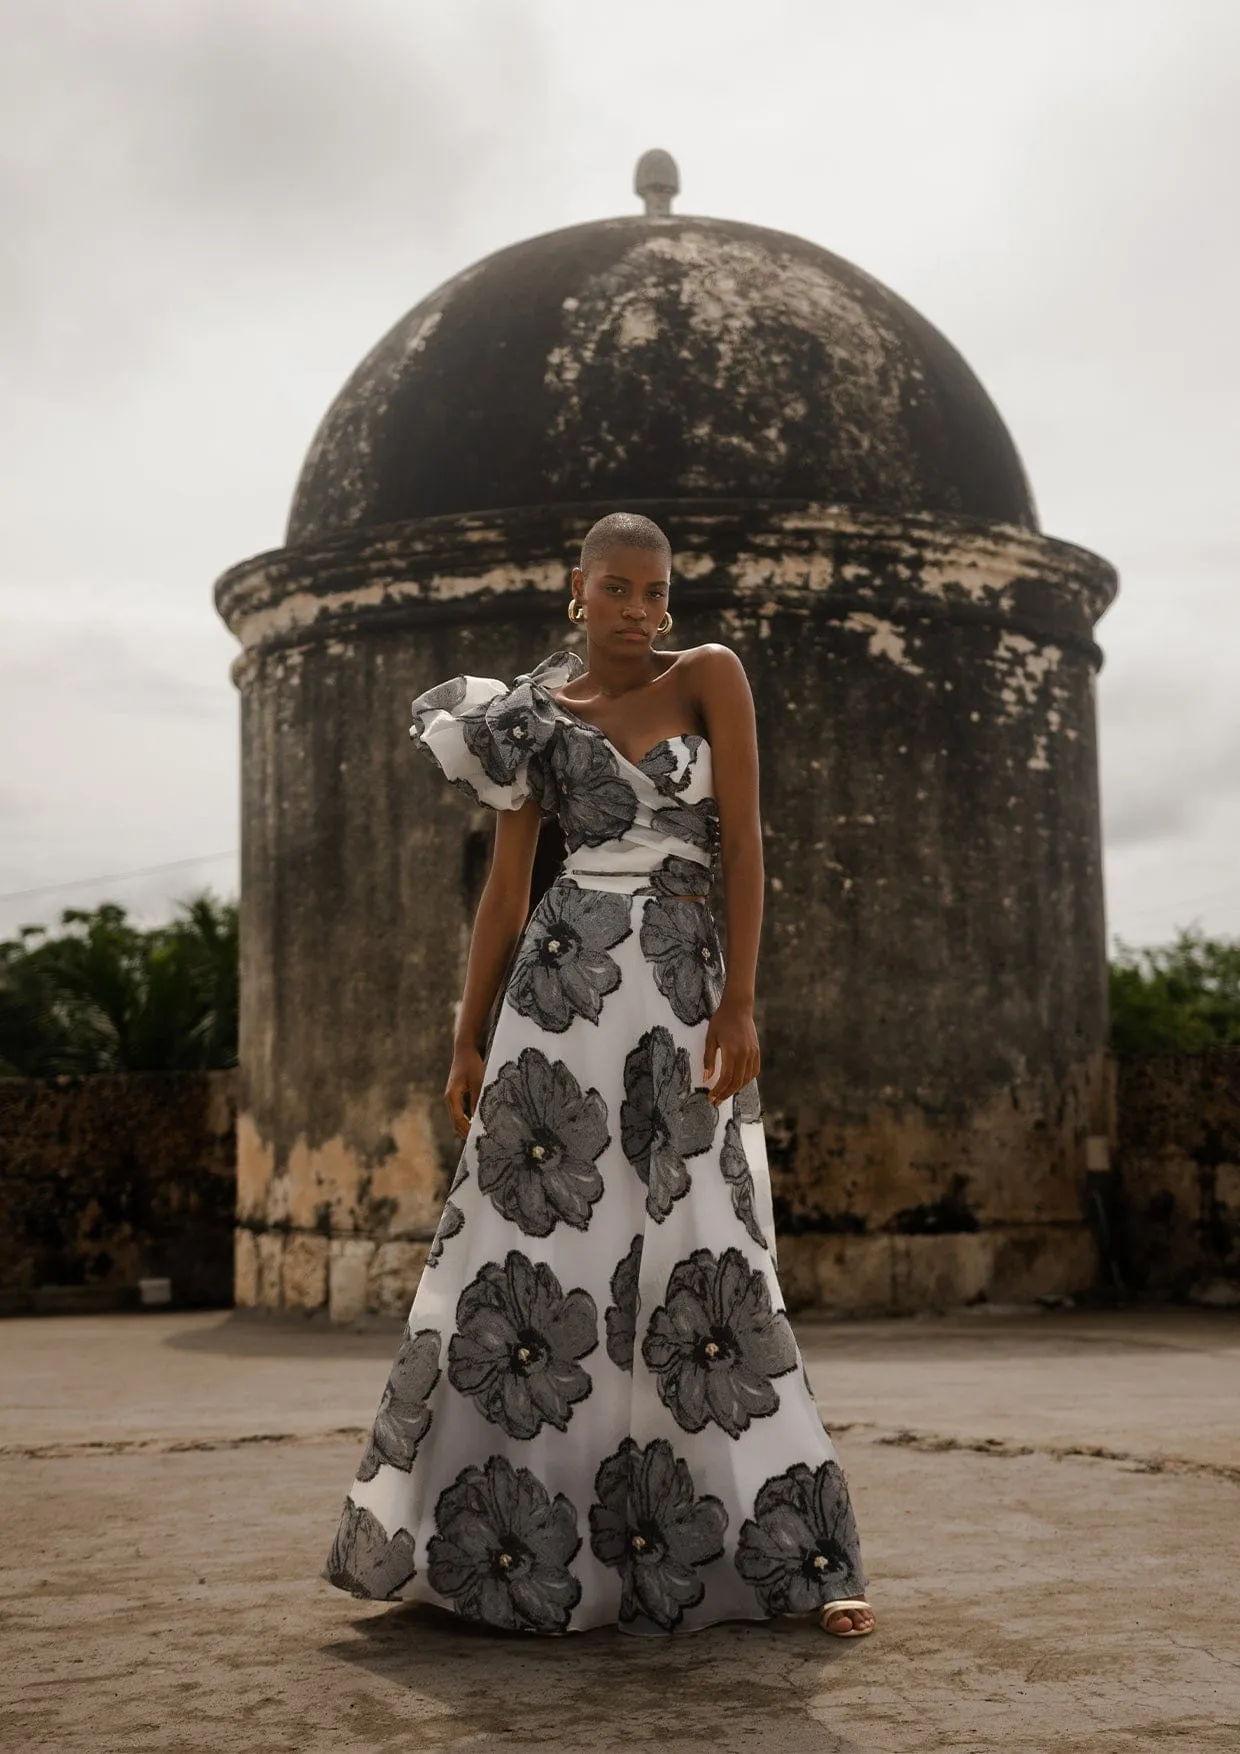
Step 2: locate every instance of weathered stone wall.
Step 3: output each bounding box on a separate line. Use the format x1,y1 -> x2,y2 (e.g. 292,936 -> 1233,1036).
4,1052 -> 1234,1318
216,501 -> 1116,1318
0,1072 -> 237,1311
1113,1049 -> 1240,1303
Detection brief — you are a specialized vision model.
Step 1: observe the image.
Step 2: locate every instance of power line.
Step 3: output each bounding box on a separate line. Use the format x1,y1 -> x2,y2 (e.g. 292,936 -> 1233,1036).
3,851 -> 1232,931
1110,881 -> 1239,934
0,851 -> 238,907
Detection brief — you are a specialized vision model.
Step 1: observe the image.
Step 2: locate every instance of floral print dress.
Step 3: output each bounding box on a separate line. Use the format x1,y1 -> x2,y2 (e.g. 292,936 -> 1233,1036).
321,647 -> 867,1636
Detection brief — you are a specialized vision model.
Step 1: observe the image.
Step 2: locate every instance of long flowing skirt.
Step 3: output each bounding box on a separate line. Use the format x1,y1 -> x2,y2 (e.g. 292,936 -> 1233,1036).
322,874 -> 867,1635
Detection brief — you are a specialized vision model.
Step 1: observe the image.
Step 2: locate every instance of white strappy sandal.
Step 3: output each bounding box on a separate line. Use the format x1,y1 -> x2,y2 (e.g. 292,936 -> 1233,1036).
818,1598 -> 876,1637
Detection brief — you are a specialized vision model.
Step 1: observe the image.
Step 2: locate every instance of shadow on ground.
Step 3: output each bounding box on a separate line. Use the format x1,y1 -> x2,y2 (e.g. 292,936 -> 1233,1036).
322,1604 -> 863,1754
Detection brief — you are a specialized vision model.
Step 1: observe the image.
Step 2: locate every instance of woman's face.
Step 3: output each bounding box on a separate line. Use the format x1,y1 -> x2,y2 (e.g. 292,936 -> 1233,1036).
573,545 -> 671,652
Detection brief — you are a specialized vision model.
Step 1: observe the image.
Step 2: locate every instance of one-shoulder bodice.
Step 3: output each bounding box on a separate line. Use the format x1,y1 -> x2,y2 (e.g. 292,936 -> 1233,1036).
410,649 -> 718,897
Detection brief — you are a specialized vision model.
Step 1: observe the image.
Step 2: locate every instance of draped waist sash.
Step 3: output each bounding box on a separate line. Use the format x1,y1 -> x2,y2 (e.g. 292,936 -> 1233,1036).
551,861 -> 713,899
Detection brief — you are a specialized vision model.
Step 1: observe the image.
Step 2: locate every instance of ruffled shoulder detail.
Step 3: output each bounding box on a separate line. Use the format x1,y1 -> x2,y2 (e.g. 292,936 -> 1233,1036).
409,648 -> 586,814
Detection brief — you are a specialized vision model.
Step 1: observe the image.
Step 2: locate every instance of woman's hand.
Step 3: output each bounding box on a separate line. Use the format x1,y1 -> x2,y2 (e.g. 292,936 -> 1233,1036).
445,1043 -> 487,1140
702,995 -> 760,1107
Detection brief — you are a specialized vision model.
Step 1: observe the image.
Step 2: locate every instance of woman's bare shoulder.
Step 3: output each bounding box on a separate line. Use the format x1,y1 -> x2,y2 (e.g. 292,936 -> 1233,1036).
667,646 -> 754,743
665,642 -> 746,677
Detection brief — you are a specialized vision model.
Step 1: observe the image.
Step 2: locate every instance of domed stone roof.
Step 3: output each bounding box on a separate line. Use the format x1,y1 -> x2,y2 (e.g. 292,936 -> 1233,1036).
288,181 -> 1037,545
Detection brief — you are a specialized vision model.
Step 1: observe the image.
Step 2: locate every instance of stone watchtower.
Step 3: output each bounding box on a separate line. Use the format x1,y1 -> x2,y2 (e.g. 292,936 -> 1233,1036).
215,154 -> 1118,1321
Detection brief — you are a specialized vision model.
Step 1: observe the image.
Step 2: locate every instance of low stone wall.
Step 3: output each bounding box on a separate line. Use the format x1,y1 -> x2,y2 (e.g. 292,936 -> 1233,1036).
1113,1048 -> 1240,1302
232,1228 -> 430,1323
240,1044 -> 1240,1319
6,1050 -> 1237,1318
763,1054 -> 1112,1315
0,1072 -> 237,1311
776,1225 -> 1100,1317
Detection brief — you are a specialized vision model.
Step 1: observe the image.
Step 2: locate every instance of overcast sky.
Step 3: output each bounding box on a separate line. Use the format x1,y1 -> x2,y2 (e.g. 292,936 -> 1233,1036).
1,0 -> 1237,948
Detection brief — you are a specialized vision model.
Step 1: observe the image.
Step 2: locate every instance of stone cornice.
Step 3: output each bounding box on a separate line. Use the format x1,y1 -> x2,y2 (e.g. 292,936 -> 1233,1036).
214,500 -> 1119,682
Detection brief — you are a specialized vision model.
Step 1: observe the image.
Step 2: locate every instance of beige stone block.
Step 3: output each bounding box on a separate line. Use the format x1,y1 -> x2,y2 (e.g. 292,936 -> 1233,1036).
265,1168 -> 293,1228
236,1113 -> 276,1226
256,1231 -> 284,1309
368,1104 -> 449,1236
367,1241 -> 430,1319
891,1233 -> 992,1311
989,1225 -> 1098,1303
775,1072 -> 1093,1240
777,1234 -> 894,1316
773,1234 -> 820,1313
233,1227 -> 259,1308
816,1236 -> 896,1315
281,1233 -> 329,1311
329,1238 -> 378,1324
285,1134 -> 360,1233
282,1097 -> 446,1240
776,1225 -> 1099,1318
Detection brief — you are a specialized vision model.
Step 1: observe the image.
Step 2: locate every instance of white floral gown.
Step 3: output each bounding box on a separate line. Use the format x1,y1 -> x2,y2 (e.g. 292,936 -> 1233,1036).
321,648 -> 867,1636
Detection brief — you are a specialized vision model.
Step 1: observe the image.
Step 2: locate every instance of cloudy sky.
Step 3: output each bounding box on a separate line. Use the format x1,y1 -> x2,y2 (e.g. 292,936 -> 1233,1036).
1,0 -> 1236,948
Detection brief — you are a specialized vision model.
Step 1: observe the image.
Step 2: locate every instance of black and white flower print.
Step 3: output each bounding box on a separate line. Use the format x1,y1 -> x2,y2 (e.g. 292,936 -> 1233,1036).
546,731 -> 639,851
640,894 -> 724,1026
410,653 -> 586,816
720,1118 -> 768,1250
411,674 -> 468,718
734,1459 -> 866,1615
604,1235 -> 643,1372
589,1438 -> 728,1630
651,795 -> 720,860
321,1499 -> 418,1600
426,1201 -> 465,1269
461,696 -> 555,795
640,735 -> 708,799
646,854 -> 714,901
356,1326 -> 442,1481
642,1247 -> 798,1438
733,1078 -> 762,1122
427,1455 -> 583,1632
476,1046 -> 610,1236
620,1026 -> 718,1221
410,678 -> 485,806
632,739 -> 680,794
506,886 -> 633,1032
449,1251 -> 598,1438
412,686 -> 541,813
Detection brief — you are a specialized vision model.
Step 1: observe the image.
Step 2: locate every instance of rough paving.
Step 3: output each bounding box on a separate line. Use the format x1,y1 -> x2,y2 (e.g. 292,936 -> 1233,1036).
2,1305 -> 1237,1754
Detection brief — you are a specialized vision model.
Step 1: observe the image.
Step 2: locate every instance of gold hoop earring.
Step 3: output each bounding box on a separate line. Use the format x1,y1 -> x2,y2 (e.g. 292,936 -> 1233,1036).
567,599 -> 586,623
657,611 -> 673,633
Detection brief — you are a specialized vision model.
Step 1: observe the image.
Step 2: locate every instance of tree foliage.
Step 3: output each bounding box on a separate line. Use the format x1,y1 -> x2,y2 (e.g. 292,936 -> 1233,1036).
0,893 -> 238,1076
2,892 -> 1237,1073
1108,927 -> 1240,1054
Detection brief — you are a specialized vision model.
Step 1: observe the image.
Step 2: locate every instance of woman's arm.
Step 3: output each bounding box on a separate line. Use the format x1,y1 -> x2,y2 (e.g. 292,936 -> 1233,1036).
696,645 -> 764,1107
444,799 -> 543,1138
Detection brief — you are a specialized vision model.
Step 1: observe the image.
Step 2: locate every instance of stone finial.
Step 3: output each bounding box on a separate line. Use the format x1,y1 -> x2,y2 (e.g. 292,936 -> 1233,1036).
635,149 -> 680,217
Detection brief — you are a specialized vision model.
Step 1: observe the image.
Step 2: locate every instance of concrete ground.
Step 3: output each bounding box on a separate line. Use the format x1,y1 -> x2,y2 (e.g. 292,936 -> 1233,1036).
2,1304 -> 1237,1754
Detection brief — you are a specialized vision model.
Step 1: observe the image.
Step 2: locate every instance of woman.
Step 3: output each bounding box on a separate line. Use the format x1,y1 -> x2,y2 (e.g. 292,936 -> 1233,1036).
322,511 -> 875,1641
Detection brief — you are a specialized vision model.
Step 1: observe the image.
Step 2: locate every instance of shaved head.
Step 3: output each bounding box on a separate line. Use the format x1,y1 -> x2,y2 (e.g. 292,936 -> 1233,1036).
579,512 -> 672,578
